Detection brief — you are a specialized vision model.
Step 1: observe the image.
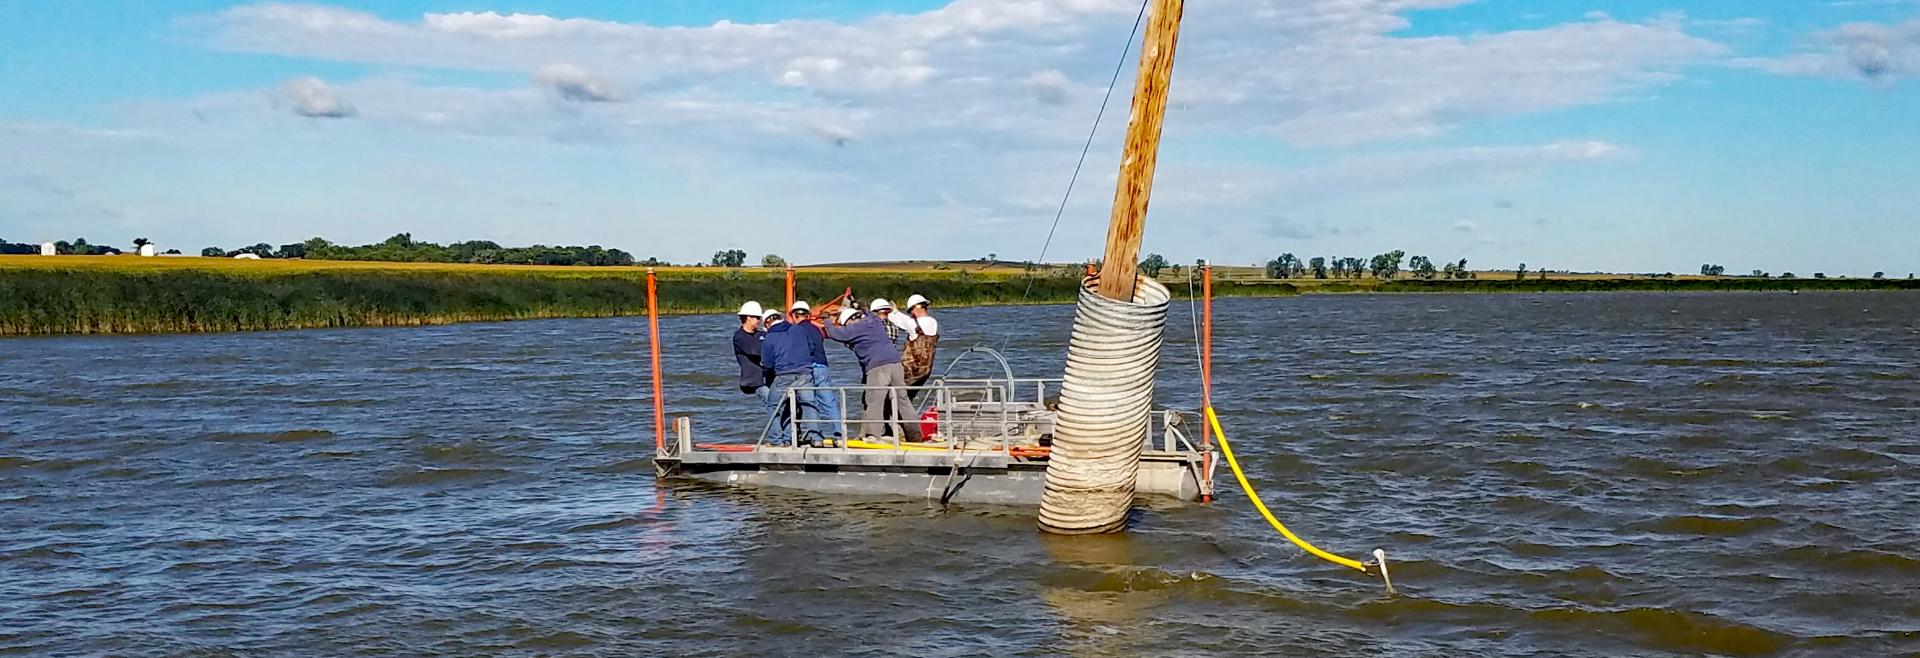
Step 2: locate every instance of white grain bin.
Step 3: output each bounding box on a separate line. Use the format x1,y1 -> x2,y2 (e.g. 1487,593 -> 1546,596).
39,242 -> 56,256
138,244 -> 157,257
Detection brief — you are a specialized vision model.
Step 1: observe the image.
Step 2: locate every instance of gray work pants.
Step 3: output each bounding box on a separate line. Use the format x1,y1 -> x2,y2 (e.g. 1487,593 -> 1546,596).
861,363 -> 922,441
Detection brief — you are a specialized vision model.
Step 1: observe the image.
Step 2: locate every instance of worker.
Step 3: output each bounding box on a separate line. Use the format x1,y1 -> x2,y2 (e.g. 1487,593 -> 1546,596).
789,301 -> 844,439
761,305 -> 825,446
732,302 -> 774,428
869,298 -> 913,342
869,298 -> 923,427
900,294 -> 941,391
822,305 -> 923,442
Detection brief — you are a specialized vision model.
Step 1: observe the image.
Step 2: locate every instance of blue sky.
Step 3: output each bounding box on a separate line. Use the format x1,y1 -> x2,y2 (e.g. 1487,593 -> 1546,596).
1,0 -> 1916,274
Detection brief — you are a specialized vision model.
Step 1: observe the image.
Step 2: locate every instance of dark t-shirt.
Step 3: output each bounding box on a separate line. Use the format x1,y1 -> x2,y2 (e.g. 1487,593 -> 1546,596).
733,328 -> 770,393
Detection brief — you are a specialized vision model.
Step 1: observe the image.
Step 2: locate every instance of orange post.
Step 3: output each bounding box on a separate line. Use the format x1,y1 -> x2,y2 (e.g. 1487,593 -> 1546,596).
647,268 -> 666,451
1201,262 -> 1213,437
1200,261 -> 1214,502
784,265 -> 796,312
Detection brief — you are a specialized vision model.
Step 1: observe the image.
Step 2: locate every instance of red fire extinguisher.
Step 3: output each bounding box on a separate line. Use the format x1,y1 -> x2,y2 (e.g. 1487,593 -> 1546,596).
920,407 -> 940,440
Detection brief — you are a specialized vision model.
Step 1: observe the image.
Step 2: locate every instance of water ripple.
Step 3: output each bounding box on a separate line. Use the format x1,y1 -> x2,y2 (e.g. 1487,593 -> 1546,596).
2,291 -> 1917,656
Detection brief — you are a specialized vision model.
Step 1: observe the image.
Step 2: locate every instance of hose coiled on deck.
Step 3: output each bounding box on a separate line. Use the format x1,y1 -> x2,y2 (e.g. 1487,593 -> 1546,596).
1038,274 -> 1170,534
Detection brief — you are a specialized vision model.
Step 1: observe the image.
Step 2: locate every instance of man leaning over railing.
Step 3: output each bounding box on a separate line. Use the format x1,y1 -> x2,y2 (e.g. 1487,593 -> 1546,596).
761,305 -> 827,446
819,304 -> 923,442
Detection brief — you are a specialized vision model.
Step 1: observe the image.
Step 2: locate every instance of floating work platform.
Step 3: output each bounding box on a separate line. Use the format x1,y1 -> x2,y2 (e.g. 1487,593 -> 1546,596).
653,377 -> 1217,506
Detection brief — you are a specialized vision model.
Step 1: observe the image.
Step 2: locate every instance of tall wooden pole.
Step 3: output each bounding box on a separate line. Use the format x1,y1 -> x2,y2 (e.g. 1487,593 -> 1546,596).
646,268 -> 665,451
1096,0 -> 1184,302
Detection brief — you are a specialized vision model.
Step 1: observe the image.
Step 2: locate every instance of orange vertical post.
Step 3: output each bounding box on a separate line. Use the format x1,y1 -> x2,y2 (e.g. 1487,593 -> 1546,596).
784,265 -> 796,313
1200,261 -> 1214,502
647,268 -> 666,451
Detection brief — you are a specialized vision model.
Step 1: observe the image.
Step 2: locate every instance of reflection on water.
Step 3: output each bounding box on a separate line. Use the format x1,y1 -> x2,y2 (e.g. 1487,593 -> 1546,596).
3,291 -> 1918,656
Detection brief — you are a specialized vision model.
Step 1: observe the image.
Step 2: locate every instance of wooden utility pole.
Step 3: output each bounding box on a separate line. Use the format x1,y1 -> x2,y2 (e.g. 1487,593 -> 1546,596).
1097,0 -> 1184,301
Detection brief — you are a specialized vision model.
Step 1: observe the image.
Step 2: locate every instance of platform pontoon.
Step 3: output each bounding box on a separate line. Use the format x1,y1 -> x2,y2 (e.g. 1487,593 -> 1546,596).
653,376 -> 1217,505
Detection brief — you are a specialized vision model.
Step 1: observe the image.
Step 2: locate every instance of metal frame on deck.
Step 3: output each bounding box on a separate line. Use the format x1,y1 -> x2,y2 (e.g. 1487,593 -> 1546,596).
742,375 -> 1205,456
643,264 -> 1221,504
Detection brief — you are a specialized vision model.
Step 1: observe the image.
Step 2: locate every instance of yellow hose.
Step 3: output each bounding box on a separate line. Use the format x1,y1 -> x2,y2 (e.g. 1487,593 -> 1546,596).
1205,406 -> 1369,572
841,439 -> 955,452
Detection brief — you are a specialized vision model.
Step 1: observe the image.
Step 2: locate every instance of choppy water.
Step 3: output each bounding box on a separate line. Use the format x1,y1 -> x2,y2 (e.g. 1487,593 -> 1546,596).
4,292 -> 1918,656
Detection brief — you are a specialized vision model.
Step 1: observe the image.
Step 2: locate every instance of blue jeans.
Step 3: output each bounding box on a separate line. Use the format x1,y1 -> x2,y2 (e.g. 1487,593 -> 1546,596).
809,363 -> 843,436
767,373 -> 824,445
752,384 -> 776,435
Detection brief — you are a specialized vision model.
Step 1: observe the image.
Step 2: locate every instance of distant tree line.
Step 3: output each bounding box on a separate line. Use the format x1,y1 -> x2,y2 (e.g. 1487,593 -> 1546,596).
197,234 -> 638,266
1253,251 -> 1474,281
0,239 -> 44,255
2,237 -> 190,256
15,236 -> 1916,282
1,237 -> 121,255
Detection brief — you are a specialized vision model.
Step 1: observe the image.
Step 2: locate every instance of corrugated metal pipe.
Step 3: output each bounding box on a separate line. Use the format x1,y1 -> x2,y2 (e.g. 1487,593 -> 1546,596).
1038,274 -> 1170,534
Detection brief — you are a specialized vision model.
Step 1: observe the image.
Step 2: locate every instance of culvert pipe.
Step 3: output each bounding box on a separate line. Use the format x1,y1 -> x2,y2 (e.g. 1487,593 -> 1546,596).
1038,274 -> 1170,534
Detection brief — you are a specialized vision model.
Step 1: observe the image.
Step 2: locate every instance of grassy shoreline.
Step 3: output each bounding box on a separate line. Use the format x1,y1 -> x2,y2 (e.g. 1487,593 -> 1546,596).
1,256 -> 1913,336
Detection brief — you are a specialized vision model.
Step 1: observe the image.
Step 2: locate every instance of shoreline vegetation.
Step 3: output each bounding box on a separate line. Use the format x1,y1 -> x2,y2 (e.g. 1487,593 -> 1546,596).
2,255 -> 1914,336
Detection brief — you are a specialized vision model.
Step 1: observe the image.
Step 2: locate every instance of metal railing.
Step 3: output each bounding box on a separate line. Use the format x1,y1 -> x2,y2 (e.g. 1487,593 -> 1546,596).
767,381 -> 1029,452
750,376 -> 1208,458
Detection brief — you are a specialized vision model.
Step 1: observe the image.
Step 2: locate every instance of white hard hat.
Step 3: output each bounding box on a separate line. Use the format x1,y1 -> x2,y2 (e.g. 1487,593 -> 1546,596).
790,300 -> 811,312
870,298 -> 895,312
906,294 -> 930,309
838,307 -> 859,324
737,301 -> 764,317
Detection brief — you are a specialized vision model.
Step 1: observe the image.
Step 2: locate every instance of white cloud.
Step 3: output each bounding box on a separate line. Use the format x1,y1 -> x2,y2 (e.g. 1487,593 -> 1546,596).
534,63 -> 619,102
1260,216 -> 1348,240
1275,140 -> 1629,201
808,122 -> 859,147
43,1 -> 1733,263
1454,220 -> 1478,232
1735,19 -> 1920,81
281,76 -> 354,118
199,2 -> 1720,144
1027,69 -> 1072,105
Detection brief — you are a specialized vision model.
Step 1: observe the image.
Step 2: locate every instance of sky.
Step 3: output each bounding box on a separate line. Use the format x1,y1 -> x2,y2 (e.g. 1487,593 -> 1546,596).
1,0 -> 1916,274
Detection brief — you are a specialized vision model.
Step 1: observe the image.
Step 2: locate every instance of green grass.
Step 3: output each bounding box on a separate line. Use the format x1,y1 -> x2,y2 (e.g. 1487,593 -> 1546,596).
0,257 -> 1106,335
1,255 -> 1910,336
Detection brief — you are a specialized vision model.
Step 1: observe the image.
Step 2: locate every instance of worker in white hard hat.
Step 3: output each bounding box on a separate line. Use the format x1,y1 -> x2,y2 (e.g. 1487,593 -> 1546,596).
788,299 -> 843,441
900,294 -> 941,396
732,301 -> 775,435
821,299 -> 922,442
868,298 -> 916,343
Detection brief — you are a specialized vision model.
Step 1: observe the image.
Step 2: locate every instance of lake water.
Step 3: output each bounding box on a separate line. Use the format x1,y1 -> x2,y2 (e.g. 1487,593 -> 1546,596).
3,292 -> 1917,656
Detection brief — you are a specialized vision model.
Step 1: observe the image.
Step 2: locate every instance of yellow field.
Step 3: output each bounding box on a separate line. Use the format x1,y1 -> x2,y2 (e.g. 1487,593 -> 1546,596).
0,254 -> 680,276
1,255 -> 1743,287
0,255 -> 1038,279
